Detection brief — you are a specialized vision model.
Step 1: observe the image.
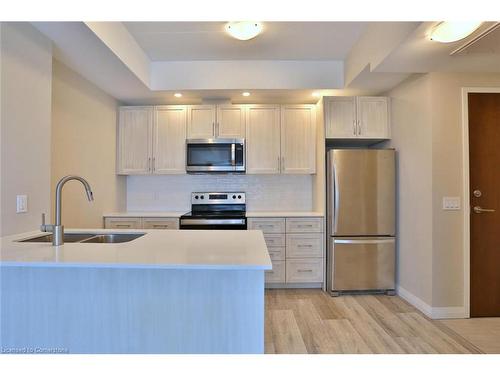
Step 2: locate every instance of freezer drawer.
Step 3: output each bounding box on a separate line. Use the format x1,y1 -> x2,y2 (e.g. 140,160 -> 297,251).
328,237 -> 395,292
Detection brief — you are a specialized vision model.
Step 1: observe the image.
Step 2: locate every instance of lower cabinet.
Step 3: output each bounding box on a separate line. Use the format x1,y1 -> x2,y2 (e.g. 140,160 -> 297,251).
104,216 -> 179,230
248,217 -> 325,287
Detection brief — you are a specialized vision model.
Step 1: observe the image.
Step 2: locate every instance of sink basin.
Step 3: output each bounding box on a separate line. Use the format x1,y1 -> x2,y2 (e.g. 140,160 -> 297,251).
18,232 -> 145,244
18,233 -> 96,243
80,233 -> 145,243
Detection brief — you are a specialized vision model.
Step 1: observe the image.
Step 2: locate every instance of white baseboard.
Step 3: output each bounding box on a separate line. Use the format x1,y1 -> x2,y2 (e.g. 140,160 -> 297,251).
396,286 -> 467,319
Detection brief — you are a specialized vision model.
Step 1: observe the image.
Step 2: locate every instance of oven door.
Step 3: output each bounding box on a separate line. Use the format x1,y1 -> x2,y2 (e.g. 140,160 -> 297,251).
186,139 -> 245,173
179,218 -> 247,230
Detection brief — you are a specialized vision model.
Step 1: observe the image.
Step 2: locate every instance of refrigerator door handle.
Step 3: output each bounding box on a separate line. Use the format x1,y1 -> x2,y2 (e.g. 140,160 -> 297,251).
333,238 -> 395,244
333,161 -> 339,234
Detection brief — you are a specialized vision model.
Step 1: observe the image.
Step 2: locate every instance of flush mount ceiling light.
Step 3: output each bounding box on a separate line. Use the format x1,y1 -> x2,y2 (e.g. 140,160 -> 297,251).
174,93 -> 182,98
430,21 -> 483,43
242,92 -> 251,97
225,22 -> 263,41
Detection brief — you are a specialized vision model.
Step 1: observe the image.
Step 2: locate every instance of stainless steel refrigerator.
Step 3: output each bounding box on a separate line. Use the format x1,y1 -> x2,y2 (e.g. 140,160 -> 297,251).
327,149 -> 396,296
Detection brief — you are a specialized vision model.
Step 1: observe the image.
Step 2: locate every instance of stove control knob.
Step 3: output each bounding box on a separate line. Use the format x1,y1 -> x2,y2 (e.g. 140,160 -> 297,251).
195,195 -> 199,199
232,195 -> 237,199
238,195 -> 242,199
200,195 -> 204,199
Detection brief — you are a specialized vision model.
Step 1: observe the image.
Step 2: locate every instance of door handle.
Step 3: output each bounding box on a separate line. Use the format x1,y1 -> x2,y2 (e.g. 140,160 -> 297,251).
473,206 -> 496,214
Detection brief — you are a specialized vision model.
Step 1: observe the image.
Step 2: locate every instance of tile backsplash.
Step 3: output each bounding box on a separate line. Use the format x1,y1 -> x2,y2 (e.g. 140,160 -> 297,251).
127,174 -> 313,212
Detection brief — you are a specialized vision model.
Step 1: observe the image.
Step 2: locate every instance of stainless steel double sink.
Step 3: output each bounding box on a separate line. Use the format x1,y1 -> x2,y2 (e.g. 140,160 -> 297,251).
18,232 -> 145,244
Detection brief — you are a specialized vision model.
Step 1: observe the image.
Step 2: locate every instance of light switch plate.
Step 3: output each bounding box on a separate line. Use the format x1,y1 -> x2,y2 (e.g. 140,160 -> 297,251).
16,195 -> 28,213
443,197 -> 460,210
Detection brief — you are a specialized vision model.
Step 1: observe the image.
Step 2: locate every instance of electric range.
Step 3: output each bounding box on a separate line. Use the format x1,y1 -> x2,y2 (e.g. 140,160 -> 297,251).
179,192 -> 247,230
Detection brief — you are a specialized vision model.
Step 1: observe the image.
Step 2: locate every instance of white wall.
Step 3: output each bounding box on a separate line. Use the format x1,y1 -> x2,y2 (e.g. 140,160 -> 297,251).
51,60 -> 126,228
127,175 -> 313,212
387,74 -> 434,306
388,71 -> 500,314
0,23 -> 52,236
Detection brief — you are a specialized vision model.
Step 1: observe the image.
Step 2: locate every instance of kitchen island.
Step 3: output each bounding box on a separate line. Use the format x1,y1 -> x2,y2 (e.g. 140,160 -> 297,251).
0,229 -> 271,354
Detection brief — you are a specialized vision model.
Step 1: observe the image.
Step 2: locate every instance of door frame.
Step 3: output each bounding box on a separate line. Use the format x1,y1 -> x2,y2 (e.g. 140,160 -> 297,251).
461,87 -> 500,318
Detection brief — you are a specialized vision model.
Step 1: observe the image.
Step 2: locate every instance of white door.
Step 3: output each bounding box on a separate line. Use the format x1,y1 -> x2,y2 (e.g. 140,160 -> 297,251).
246,105 -> 281,174
153,106 -> 187,174
356,96 -> 390,139
324,97 -> 357,139
117,106 -> 153,175
186,105 -> 216,139
216,105 -> 246,138
280,104 -> 316,174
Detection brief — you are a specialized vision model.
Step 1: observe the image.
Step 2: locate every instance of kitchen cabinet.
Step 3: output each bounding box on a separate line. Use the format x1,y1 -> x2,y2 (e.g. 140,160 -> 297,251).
104,216 -> 179,230
280,104 -> 316,174
118,106 -> 187,175
245,104 -> 281,174
248,216 -> 324,287
187,104 -> 245,139
154,106 -> 187,174
117,106 -> 153,174
324,96 -> 390,139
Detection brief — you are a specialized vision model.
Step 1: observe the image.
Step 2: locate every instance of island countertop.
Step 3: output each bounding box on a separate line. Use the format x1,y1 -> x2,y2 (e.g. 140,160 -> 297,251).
0,229 -> 272,270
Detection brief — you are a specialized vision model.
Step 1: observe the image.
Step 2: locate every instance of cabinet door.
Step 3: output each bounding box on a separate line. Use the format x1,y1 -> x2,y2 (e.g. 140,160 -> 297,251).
117,106 -> 153,175
324,97 -> 357,138
216,105 -> 246,138
153,106 -> 187,174
246,105 -> 281,174
186,105 -> 216,138
356,97 -> 390,139
280,105 -> 316,174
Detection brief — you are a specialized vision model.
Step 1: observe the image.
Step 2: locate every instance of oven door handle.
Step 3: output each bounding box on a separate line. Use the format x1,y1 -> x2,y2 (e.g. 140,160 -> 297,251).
231,143 -> 236,166
180,218 -> 246,225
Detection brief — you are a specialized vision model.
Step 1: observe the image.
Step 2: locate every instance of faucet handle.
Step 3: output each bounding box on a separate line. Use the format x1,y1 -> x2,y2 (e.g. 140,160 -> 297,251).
40,213 -> 53,232
41,213 -> 46,226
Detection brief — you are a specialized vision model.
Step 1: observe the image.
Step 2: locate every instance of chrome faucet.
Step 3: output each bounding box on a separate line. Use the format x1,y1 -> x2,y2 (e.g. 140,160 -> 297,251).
41,175 -> 94,246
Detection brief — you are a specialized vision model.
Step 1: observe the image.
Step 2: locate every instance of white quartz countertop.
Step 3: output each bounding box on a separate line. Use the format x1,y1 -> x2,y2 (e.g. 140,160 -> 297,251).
103,211 -> 324,218
0,229 -> 271,270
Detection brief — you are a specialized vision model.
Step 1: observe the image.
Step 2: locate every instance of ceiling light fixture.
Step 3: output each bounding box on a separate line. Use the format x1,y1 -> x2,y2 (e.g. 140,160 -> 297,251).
225,22 -> 263,41
242,92 -> 251,97
430,21 -> 483,43
174,93 -> 182,98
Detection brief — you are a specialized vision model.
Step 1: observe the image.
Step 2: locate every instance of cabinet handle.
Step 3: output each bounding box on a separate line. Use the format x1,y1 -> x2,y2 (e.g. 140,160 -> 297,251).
297,269 -> 313,273
353,120 -> 356,135
153,224 -> 168,228
116,224 -> 131,228
358,120 -> 362,135
278,156 -> 281,171
297,244 -> 313,248
148,157 -> 151,172
282,156 -> 285,171
212,122 -> 215,137
297,224 -> 313,227
152,157 -> 156,172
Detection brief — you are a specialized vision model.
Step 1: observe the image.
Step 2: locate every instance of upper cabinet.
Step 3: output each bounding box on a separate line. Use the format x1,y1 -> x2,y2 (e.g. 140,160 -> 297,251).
246,105 -> 281,174
118,106 -> 187,175
154,106 -> 187,174
187,104 -> 245,139
280,105 -> 316,174
117,106 -> 153,175
324,96 -> 390,140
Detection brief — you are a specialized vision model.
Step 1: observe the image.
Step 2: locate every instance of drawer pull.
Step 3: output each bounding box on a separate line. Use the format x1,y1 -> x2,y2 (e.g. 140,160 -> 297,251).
260,224 -> 275,228
297,269 -> 313,273
116,224 -> 131,228
297,244 -> 313,248
298,224 -> 314,228
153,225 -> 169,228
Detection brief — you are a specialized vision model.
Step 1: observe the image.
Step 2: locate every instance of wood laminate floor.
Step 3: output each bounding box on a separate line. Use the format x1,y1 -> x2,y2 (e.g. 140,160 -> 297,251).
265,289 -> 485,354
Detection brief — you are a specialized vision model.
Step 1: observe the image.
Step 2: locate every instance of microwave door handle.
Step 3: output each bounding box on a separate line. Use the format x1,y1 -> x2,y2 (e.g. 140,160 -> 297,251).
231,143 -> 236,166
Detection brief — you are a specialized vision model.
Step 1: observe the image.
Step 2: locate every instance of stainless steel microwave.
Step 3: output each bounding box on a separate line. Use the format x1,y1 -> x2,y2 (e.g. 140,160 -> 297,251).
186,138 -> 245,173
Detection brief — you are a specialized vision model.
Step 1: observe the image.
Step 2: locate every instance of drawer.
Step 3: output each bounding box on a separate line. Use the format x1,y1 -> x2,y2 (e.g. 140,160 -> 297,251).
142,217 -> 179,230
263,233 -> 285,248
286,233 -> 323,258
286,259 -> 324,283
267,247 -> 285,261
265,260 -> 285,283
104,217 -> 142,229
286,218 -> 323,233
248,218 -> 285,233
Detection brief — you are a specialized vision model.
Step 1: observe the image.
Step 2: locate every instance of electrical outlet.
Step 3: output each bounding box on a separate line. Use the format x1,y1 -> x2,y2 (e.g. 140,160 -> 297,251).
443,197 -> 460,210
16,195 -> 28,213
